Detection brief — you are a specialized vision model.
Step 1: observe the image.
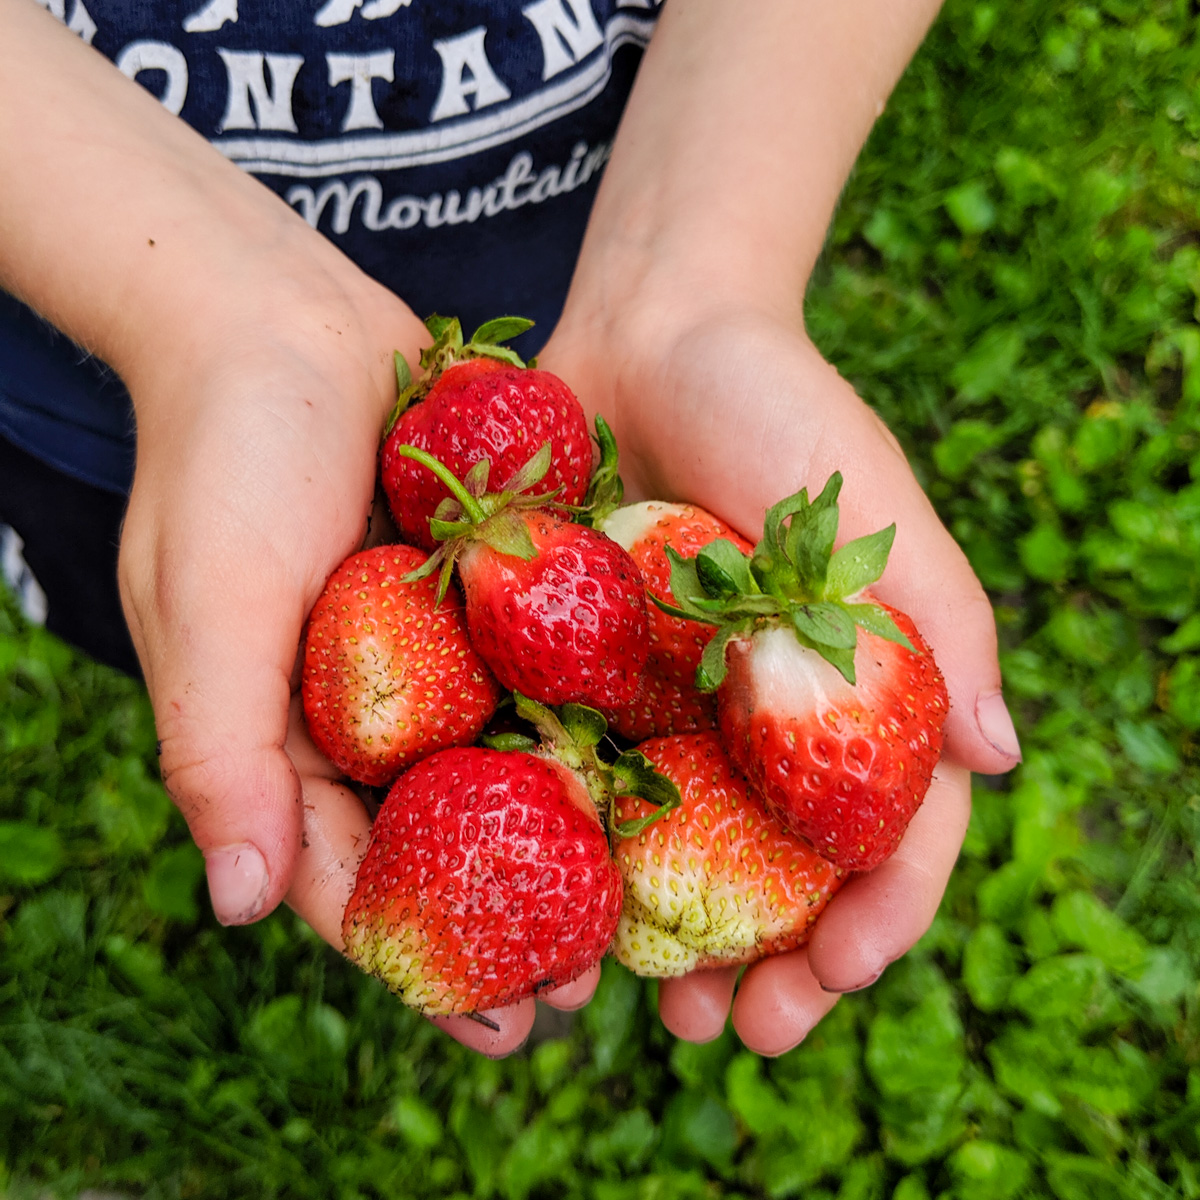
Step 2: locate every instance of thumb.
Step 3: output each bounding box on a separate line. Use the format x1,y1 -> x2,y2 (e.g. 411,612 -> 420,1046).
863,453 -> 1022,775
120,504 -> 311,927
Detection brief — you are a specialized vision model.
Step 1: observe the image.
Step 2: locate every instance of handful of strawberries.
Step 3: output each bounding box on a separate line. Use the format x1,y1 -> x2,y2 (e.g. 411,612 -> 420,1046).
301,315 -> 949,1025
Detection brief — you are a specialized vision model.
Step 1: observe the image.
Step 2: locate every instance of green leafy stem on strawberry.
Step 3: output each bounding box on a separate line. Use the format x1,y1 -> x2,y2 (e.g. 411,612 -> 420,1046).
576,413 -> 624,528
484,694 -> 682,840
386,314 -> 536,436
653,472 -> 916,689
390,441 -> 561,598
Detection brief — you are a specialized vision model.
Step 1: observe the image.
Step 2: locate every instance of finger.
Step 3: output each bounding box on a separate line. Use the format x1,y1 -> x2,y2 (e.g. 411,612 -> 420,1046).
430,1005 -> 538,1057
657,966 -> 739,1042
731,947 -> 841,1056
540,962 -> 601,1011
283,769 -> 369,950
120,504 -> 311,926
806,762 -> 971,992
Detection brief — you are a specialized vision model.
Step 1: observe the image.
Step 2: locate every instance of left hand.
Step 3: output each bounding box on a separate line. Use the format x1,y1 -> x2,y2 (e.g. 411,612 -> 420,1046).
538,299 -> 1020,1054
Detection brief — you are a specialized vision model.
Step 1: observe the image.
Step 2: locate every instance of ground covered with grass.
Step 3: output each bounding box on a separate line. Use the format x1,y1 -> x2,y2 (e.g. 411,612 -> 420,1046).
3,1 -> 1199,1196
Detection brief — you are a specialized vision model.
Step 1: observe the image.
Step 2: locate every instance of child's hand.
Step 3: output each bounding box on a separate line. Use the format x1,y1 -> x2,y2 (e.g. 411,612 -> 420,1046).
526,0 -> 1012,1054
0,0 -> 583,1056
538,305 -> 1020,1053
117,297 -> 593,1057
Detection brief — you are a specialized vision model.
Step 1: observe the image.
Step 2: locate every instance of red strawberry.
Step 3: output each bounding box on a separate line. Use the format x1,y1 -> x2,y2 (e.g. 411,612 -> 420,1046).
603,669 -> 716,743
392,444 -> 649,710
301,545 -> 502,786
610,732 -> 844,976
342,745 -> 622,1016
458,509 -> 648,708
601,501 -> 754,682
660,474 -> 948,872
598,500 -> 753,739
380,316 -> 591,550
719,605 -> 946,871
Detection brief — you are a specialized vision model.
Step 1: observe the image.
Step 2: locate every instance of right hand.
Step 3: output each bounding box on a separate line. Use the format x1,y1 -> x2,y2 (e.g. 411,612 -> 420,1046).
118,273 -> 591,1055
0,0 -> 594,1054
116,274 -> 410,931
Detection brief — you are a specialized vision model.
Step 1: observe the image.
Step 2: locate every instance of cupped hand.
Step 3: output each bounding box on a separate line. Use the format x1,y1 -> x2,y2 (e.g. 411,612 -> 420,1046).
114,278 -> 589,1056
538,304 -> 1021,1053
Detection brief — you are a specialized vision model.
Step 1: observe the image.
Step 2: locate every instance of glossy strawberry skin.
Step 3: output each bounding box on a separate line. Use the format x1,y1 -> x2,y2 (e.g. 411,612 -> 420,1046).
380,359 -> 591,551
342,747 -> 623,1015
458,510 -> 649,709
602,502 -> 754,683
611,732 -> 843,977
718,600 -> 948,872
301,546 -> 502,787
599,502 -> 754,739
604,670 -> 716,743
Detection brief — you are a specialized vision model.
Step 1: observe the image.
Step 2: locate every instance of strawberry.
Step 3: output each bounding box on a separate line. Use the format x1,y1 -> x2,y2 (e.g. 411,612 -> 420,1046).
342,745 -> 623,1016
600,501 -> 755,683
393,443 -> 650,709
718,604 -> 946,872
597,499 -> 753,739
380,316 -> 591,551
602,669 -> 716,744
301,545 -> 502,787
659,474 -> 948,872
458,509 -> 648,708
610,732 -> 844,976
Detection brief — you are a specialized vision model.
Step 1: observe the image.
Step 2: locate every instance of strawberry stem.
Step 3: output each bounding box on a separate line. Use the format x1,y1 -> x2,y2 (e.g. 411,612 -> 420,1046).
393,445 -> 488,524
577,415 -> 624,528
462,1011 -> 502,1031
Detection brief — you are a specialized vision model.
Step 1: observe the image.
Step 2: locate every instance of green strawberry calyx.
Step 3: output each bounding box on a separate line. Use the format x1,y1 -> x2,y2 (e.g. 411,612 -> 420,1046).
485,694 -> 682,840
655,473 -> 915,689
575,414 -> 624,528
393,441 -> 561,600
384,314 -> 535,437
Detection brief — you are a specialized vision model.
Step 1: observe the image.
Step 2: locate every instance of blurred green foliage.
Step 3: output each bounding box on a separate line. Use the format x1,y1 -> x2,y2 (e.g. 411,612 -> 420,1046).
3,1 -> 1199,1196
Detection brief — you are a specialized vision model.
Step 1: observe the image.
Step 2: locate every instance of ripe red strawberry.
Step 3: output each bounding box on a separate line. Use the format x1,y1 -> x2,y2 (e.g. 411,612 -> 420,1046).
598,500 -> 753,739
603,669 -> 716,743
380,316 -> 591,550
393,444 -> 650,709
719,605 -> 946,871
458,509 -> 648,708
601,501 -> 754,683
342,745 -> 622,1015
610,732 -> 844,976
301,545 -> 502,786
660,474 -> 948,872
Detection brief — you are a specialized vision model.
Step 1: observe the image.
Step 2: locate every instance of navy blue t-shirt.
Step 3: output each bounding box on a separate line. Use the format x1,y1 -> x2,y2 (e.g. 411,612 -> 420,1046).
0,0 -> 660,493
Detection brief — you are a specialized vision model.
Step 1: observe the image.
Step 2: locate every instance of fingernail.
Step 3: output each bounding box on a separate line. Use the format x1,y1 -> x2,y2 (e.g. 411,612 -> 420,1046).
976,692 -> 1022,762
204,842 -> 269,925
820,968 -> 881,995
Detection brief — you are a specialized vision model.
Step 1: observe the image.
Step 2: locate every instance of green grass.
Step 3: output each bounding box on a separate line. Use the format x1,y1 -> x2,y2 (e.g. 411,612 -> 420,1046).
3,1 -> 1199,1196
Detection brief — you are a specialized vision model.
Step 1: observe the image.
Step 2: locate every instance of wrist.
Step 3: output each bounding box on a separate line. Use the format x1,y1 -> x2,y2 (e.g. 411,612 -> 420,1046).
0,2 -> 424,420
115,214 -> 422,429
553,259 -> 811,416
559,175 -> 815,358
